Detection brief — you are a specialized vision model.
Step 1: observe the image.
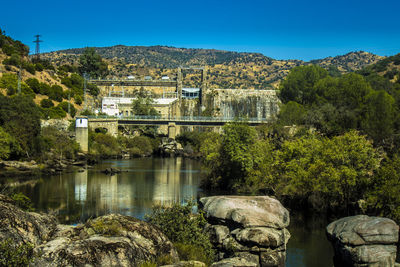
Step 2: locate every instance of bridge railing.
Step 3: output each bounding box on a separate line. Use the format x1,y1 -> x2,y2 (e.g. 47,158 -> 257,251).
87,115 -> 269,123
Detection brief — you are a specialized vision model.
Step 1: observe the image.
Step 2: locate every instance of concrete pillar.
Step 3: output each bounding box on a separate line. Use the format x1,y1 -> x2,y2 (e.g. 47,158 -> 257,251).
75,116 -> 88,153
168,122 -> 177,139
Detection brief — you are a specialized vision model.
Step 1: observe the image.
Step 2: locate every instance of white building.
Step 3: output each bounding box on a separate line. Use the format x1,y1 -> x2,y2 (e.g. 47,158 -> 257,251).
101,97 -> 179,117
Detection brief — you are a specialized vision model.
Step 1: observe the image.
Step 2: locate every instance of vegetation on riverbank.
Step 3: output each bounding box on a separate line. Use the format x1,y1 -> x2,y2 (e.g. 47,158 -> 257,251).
197,61 -> 400,222
146,201 -> 215,265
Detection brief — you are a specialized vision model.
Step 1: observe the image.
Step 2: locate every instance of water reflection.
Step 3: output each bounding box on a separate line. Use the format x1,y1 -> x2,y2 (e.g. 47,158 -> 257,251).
19,157 -> 202,224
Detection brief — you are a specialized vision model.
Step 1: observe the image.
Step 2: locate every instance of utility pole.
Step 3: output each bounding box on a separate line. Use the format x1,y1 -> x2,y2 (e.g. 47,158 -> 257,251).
17,65 -> 21,94
68,92 -> 71,115
83,73 -> 88,111
33,35 -> 43,61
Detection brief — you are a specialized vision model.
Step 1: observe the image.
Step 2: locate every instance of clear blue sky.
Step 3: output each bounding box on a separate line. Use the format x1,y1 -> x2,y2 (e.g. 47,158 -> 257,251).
2,0 -> 400,61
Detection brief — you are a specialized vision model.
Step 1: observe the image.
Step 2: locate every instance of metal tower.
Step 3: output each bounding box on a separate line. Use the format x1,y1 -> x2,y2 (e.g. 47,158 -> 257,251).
33,35 -> 42,60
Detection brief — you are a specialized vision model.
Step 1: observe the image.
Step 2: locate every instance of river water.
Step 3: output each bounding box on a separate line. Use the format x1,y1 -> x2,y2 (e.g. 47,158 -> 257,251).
11,157 -> 334,267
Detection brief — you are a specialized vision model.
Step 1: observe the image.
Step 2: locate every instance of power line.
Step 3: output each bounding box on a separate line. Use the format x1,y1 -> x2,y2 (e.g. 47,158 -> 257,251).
33,34 -> 43,60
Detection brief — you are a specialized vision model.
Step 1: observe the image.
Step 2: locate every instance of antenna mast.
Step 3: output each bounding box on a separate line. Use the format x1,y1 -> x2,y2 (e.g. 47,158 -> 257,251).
33,35 -> 43,60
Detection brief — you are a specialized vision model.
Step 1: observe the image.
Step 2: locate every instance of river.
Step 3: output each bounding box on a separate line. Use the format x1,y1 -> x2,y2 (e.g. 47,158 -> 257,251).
11,157 -> 334,266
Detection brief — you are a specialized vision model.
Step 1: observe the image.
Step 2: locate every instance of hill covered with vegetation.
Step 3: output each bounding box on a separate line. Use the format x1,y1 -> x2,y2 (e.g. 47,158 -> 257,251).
41,46 -> 384,89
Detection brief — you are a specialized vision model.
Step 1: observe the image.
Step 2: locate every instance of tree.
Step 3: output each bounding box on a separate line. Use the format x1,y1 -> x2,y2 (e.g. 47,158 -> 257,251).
362,90 -> 396,144
49,85 -> 64,102
277,101 -> 306,126
131,94 -> 159,116
279,65 -> 328,105
367,155 -> 400,222
274,131 -> 381,210
25,78 -> 40,94
0,94 -> 42,158
0,126 -> 22,160
202,122 -> 274,192
78,47 -> 108,78
40,98 -> 54,108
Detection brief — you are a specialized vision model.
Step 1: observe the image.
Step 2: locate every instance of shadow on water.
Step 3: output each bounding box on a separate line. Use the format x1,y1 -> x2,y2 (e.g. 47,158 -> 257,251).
286,211 -> 334,267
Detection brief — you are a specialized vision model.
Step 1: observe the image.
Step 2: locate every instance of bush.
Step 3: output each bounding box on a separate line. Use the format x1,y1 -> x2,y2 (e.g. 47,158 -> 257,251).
11,192 -> 34,211
74,95 -> 82,105
146,201 -> 215,265
49,85 -> 63,102
39,82 -> 51,95
40,98 -> 54,108
34,63 -> 44,71
58,101 -> 76,117
120,135 -> 153,156
87,219 -> 122,236
0,239 -> 34,266
25,78 -> 40,93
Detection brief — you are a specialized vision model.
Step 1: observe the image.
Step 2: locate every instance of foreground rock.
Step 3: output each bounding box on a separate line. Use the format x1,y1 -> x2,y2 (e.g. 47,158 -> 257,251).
326,215 -> 399,267
0,194 -> 57,246
0,194 -> 179,266
200,196 -> 290,267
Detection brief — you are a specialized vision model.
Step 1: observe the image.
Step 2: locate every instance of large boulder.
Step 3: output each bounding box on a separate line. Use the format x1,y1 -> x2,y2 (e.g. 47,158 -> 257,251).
326,215 -> 399,267
33,214 -> 179,266
200,196 -> 290,267
0,194 -> 179,266
0,194 -> 57,246
200,196 -> 289,229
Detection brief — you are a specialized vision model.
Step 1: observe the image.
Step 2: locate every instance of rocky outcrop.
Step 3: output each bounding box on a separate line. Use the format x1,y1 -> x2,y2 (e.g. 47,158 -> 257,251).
158,138 -> 184,157
0,195 -> 179,266
200,196 -> 290,267
326,215 -> 399,267
0,194 -> 57,246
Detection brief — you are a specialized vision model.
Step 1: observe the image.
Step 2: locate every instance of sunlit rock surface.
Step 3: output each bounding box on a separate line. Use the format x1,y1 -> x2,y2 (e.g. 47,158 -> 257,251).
326,215 -> 399,267
200,196 -> 290,267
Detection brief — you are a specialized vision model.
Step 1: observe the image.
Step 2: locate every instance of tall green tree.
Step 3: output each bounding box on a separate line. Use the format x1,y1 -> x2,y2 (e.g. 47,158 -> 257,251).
362,90 -> 396,144
78,47 -> 108,78
0,95 -> 42,158
279,65 -> 328,105
274,131 -> 381,209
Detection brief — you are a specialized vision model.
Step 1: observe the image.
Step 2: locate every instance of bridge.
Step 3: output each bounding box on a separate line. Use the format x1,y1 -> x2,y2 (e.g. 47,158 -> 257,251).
87,115 -> 269,136
75,115 -> 269,152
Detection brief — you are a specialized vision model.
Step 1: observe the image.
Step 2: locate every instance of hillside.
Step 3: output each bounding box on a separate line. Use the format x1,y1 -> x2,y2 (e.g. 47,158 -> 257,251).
41,46 -> 384,89
0,30 -> 97,119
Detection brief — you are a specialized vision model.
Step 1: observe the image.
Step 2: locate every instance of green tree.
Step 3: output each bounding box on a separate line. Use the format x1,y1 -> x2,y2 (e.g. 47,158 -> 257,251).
49,85 -> 64,102
367,155 -> 400,222
202,122 -> 274,192
78,47 -> 108,78
274,131 -> 381,210
362,90 -> 396,144
25,78 -> 40,93
40,98 -> 54,108
131,95 -> 159,116
41,126 -> 80,161
0,94 -> 42,158
277,101 -> 306,126
279,65 -> 328,105
0,126 -> 22,159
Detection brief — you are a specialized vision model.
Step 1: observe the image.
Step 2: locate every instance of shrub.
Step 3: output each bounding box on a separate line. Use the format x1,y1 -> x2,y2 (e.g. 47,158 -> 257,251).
74,95 -> 82,105
25,78 -> 40,93
0,239 -> 34,266
88,219 -> 122,236
146,201 -> 215,265
49,85 -> 63,102
11,192 -> 34,211
40,98 -> 54,108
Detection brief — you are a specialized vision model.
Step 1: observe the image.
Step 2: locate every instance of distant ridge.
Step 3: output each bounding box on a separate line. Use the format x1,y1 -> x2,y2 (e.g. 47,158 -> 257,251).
41,46 -> 385,89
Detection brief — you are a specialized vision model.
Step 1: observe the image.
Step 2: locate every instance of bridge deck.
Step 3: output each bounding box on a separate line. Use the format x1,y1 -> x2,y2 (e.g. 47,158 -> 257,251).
88,116 -> 269,126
